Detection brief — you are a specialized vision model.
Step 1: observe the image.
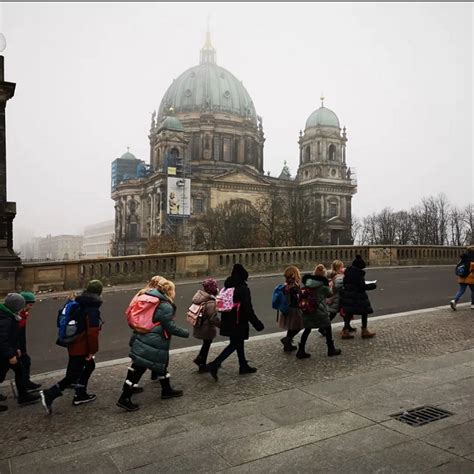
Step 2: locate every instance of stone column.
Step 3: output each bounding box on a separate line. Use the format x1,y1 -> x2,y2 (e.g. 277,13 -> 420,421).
0,55 -> 21,294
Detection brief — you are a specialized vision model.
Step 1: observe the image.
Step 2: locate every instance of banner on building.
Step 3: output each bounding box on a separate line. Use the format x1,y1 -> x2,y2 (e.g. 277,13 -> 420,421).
167,177 -> 191,217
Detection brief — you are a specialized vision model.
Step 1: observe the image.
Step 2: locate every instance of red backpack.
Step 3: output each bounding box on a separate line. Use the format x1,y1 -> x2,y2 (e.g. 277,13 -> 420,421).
125,293 -> 161,334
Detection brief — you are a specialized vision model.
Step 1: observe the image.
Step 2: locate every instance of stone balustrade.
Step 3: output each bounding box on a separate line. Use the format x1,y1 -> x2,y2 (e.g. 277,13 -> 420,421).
17,245 -> 463,292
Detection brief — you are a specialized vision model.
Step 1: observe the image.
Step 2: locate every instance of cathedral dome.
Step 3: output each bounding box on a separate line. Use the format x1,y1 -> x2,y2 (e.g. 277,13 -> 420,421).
158,33 -> 257,120
159,114 -> 184,132
305,105 -> 340,129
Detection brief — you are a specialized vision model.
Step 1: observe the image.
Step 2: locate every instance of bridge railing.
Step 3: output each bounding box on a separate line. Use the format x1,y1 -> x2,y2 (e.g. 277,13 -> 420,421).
17,245 -> 463,292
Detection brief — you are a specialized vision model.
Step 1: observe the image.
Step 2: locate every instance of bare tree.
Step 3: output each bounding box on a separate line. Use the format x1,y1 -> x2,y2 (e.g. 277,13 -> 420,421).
255,188 -> 287,247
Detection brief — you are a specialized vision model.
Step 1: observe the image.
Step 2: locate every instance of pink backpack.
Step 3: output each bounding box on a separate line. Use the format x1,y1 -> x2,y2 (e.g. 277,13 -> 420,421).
216,287 -> 236,312
186,303 -> 205,327
125,293 -> 161,334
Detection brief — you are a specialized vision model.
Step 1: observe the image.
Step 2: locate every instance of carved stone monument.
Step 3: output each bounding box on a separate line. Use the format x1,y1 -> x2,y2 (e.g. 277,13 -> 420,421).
0,52 -> 21,294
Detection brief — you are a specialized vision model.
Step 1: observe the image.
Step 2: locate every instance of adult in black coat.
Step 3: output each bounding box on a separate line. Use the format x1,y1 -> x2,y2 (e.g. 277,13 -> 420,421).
340,255 -> 377,339
206,264 -> 264,381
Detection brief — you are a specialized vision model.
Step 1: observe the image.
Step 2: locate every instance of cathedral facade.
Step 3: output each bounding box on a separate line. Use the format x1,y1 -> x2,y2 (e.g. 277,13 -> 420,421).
111,33 -> 357,255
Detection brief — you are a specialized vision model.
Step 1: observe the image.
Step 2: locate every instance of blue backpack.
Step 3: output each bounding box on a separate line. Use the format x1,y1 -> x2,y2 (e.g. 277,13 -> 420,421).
56,300 -> 83,347
272,284 -> 290,319
455,260 -> 470,278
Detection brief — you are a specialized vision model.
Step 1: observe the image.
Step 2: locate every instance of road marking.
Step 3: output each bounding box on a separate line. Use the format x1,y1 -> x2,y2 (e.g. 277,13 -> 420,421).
7,302 -> 469,384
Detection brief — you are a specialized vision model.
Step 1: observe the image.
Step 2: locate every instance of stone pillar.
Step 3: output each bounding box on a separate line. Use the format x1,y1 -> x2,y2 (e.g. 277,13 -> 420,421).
0,55 -> 21,294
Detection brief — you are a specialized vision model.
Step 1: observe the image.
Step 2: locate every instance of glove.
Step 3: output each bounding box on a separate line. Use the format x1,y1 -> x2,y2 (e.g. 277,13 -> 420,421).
253,319 -> 265,332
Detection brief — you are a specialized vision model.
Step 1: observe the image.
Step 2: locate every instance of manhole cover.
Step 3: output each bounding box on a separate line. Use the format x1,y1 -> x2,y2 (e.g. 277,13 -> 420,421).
390,405 -> 454,427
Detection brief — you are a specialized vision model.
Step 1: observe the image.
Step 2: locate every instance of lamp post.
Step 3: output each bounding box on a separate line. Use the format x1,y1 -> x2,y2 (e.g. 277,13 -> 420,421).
0,35 -> 21,294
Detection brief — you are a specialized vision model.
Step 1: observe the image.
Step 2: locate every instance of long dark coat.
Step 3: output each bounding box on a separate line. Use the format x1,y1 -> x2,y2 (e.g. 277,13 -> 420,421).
219,276 -> 263,340
340,266 -> 376,315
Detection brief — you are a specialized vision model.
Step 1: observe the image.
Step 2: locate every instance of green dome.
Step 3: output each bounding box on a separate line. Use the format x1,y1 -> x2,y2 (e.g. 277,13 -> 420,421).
120,150 -> 137,160
158,63 -> 257,120
159,115 -> 184,132
305,106 -> 340,129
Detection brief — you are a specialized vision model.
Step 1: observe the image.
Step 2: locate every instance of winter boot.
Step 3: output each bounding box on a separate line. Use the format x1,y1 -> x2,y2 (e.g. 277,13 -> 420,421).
296,343 -> 311,359
24,381 -> 42,392
239,364 -> 257,375
327,340 -> 342,357
116,394 -> 139,412
361,328 -> 376,339
72,391 -> 97,406
341,328 -> 355,339
39,385 -> 62,414
348,326 -> 357,333
206,362 -> 220,382
160,377 -> 183,399
450,300 -> 457,311
193,356 -> 208,373
280,337 -> 297,352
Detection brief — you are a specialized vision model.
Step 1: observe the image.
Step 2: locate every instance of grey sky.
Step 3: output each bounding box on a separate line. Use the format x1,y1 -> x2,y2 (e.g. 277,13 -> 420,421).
2,3 -> 472,246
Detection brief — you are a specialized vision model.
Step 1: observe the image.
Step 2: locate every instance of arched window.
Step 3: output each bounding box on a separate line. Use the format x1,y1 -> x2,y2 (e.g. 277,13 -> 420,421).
304,146 -> 311,163
170,148 -> 179,159
328,144 -> 336,161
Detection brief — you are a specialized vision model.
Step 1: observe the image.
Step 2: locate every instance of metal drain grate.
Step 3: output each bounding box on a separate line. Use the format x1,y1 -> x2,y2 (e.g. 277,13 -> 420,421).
390,405 -> 454,427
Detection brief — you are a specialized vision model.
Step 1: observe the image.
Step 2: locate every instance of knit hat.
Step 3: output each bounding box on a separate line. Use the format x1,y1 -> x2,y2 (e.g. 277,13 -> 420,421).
352,255 -> 367,269
202,278 -> 218,296
86,279 -> 103,295
20,291 -> 36,303
4,293 -> 26,314
231,263 -> 249,282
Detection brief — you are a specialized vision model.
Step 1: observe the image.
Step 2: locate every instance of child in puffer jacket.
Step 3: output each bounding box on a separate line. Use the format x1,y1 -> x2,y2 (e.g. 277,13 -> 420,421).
117,277 -> 189,412
191,278 -> 220,373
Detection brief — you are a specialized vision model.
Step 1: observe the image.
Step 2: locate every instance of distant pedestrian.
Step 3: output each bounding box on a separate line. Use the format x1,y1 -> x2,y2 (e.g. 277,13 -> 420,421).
340,255 -> 376,338
0,293 -> 41,410
278,266 -> 304,352
40,280 -> 104,414
117,277 -> 189,412
17,291 -> 42,392
297,265 -> 341,359
191,278 -> 220,372
450,245 -> 474,310
206,264 -> 265,381
326,260 -> 356,335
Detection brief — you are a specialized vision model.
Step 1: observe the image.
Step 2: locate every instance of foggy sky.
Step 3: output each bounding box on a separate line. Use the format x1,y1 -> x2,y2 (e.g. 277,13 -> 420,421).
1,3 -> 472,247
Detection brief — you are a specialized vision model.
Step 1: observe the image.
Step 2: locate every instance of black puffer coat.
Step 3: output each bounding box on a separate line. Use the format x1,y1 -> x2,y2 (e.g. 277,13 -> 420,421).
340,266 -> 376,315
219,269 -> 264,340
0,304 -> 19,361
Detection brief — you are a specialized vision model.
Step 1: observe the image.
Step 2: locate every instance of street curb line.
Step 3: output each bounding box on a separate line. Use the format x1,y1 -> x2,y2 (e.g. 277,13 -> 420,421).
15,302 -> 469,384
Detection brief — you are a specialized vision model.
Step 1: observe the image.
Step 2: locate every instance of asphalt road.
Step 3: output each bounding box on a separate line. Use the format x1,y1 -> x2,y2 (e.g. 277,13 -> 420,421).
23,266 -> 461,375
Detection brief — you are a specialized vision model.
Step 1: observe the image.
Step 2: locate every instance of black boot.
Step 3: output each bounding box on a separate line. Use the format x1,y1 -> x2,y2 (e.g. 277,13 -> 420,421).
193,356 -> 208,373
160,377 -> 183,399
296,343 -> 311,359
280,337 -> 297,352
116,394 -> 139,412
39,384 -> 62,414
206,362 -> 219,382
239,364 -> 257,375
327,340 -> 342,357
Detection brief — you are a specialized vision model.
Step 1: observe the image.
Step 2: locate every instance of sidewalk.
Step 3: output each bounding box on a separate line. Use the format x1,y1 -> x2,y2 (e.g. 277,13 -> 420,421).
0,307 -> 472,473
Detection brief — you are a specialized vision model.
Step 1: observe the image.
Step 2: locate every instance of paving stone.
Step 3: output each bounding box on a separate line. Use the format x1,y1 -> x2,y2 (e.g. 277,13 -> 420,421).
314,424 -> 409,462
421,421 -> 474,456
11,452 -> 119,474
0,461 -> 11,474
453,376 -> 474,392
109,414 -> 278,471
431,458 -> 474,473
215,411 -> 373,466
130,448 -> 231,473
221,442 -> 330,473
394,350 -> 474,374
324,440 -> 458,473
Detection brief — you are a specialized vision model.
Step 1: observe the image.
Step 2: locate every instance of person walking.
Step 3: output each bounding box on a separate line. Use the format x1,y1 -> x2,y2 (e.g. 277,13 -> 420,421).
206,264 -> 264,381
17,291 -> 41,391
340,255 -> 377,339
297,265 -> 341,359
326,260 -> 356,336
191,278 -> 220,372
450,245 -> 474,310
40,280 -> 104,414
117,277 -> 189,412
0,293 -> 41,409
278,266 -> 304,352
